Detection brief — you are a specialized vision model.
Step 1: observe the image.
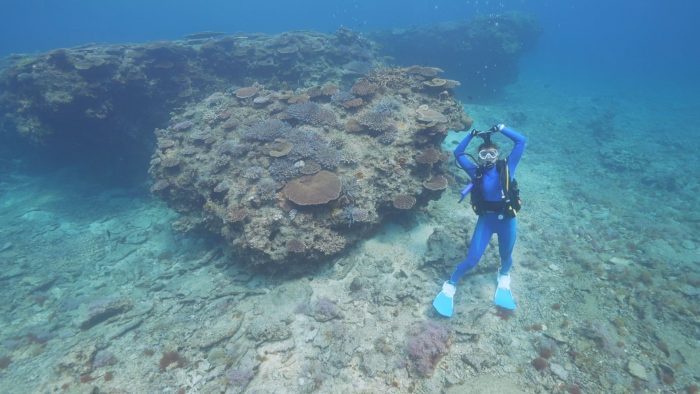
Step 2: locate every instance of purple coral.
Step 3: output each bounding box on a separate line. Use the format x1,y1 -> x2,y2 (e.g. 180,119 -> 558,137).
241,119 -> 292,142
171,120 -> 194,131
406,321 -> 451,377
214,141 -> 247,157
287,102 -> 337,126
331,90 -> 355,106
377,131 -> 397,145
358,110 -> 395,133
310,297 -> 342,322
269,159 -> 301,182
286,129 -> 339,168
373,97 -> 400,114
226,367 -> 255,388
243,166 -> 265,180
343,206 -> 370,226
92,350 -> 117,369
256,178 -> 280,201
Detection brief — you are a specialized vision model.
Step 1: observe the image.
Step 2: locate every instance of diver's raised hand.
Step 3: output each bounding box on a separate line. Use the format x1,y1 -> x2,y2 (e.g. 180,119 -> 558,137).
490,124 -> 506,133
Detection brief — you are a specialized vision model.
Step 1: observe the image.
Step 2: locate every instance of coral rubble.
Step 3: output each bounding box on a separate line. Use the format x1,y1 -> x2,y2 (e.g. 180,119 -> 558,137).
149,67 -> 470,265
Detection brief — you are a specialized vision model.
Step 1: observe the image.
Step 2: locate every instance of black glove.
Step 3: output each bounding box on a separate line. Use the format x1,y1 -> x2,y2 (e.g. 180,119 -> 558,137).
470,128 -> 480,137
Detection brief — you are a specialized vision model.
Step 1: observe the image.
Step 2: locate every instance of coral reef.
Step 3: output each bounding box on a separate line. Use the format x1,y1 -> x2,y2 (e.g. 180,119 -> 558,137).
0,16 -> 538,171
0,29 -> 377,165
149,67 -> 470,266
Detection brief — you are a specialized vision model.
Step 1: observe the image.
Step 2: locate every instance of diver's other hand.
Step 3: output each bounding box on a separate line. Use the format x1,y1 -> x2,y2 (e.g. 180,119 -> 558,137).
491,124 -> 506,133
470,128 -> 479,137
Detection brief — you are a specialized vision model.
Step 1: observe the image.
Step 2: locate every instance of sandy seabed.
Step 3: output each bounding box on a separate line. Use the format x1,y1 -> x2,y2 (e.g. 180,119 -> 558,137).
1,77 -> 698,394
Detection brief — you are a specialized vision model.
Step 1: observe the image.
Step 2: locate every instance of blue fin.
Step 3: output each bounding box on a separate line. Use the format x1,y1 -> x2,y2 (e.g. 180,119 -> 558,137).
494,287 -> 516,310
433,291 -> 454,317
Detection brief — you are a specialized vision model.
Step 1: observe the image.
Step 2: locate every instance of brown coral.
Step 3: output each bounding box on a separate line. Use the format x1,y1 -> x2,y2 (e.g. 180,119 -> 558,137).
350,79 -> 378,97
342,98 -> 364,109
299,161 -> 321,175
160,156 -> 181,168
287,95 -> 309,104
422,175 -> 448,191
226,207 -> 248,223
283,171 -> 342,206
320,83 -> 339,96
416,105 -> 448,124
253,96 -> 272,106
345,119 -> 363,133
234,86 -> 259,99
159,351 -> 187,372
443,79 -> 461,89
415,147 -> 443,165
150,179 -> 170,193
392,194 -> 417,210
268,139 -> 293,157
286,239 -> 306,253
423,78 -> 447,88
406,65 -> 443,77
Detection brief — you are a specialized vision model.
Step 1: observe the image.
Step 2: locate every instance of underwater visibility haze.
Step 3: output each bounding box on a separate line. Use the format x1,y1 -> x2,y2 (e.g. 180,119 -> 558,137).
0,1 -> 698,393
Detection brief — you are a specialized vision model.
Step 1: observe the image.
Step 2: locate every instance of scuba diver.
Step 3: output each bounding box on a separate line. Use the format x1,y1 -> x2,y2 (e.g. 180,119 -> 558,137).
433,123 -> 527,317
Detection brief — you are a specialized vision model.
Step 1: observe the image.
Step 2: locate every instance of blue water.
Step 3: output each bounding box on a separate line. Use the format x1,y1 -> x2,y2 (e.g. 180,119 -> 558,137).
2,1 -> 700,392
3,1 -> 699,86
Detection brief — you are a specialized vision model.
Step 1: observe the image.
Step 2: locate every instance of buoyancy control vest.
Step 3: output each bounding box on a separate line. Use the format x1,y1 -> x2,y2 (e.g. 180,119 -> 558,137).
470,159 -> 522,218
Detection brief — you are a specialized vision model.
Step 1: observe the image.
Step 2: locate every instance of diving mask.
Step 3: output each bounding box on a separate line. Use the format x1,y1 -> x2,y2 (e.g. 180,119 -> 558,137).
478,149 -> 499,160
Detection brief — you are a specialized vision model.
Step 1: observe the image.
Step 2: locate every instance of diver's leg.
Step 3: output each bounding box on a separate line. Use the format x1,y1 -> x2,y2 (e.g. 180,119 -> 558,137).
449,216 -> 493,283
496,217 -> 517,275
494,217 -> 518,309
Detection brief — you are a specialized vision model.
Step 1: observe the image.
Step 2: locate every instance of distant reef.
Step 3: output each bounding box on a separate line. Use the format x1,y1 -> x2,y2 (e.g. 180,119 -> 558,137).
0,13 -> 538,160
369,13 -> 541,94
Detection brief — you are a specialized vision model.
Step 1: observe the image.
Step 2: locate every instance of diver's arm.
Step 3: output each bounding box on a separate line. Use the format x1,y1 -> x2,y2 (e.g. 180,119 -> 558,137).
453,132 -> 478,179
501,125 -> 527,173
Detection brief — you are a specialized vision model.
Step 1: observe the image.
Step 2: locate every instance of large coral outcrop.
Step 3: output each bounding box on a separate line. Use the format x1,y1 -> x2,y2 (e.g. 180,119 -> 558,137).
149,67 -> 471,265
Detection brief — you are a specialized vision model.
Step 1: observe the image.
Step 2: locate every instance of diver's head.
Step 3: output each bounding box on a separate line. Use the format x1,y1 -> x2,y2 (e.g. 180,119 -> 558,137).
477,141 -> 499,165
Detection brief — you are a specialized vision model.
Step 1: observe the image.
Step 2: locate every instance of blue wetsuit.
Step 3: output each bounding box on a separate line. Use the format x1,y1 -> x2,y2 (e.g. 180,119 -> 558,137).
449,127 -> 527,284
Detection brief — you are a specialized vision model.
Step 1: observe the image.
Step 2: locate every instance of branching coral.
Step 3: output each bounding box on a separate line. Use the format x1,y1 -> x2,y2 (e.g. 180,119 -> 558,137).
392,194 -> 416,210
241,119 -> 292,143
358,110 -> 395,133
286,102 -> 337,126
